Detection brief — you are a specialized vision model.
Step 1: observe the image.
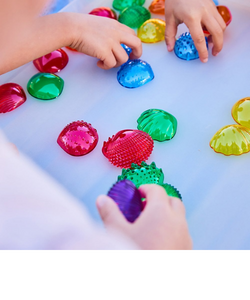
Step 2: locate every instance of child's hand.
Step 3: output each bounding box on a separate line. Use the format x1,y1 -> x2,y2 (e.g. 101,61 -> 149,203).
68,14 -> 142,69
96,184 -> 192,250
165,0 -> 226,62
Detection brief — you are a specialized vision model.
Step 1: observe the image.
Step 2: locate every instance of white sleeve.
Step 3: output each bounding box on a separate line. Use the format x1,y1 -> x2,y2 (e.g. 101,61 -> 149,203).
0,131 -> 137,250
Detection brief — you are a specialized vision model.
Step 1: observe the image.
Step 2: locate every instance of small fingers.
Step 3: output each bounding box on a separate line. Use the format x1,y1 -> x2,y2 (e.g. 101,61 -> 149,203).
97,51 -> 117,69
112,45 -> 130,67
121,34 -> 142,59
165,17 -> 178,52
188,22 -> 208,63
139,184 -> 170,205
168,197 -> 186,215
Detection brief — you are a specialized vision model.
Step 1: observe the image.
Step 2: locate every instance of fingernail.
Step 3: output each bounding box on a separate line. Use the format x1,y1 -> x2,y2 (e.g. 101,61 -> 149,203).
167,45 -> 172,51
203,58 -> 208,63
97,195 -> 108,208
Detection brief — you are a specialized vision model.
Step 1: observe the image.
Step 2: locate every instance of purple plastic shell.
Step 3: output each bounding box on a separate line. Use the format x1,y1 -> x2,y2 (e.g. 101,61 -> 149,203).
107,179 -> 143,223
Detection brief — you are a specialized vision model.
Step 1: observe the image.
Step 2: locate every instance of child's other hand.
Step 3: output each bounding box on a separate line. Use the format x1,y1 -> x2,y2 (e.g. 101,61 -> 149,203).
69,14 -> 142,69
96,184 -> 192,250
165,0 -> 226,62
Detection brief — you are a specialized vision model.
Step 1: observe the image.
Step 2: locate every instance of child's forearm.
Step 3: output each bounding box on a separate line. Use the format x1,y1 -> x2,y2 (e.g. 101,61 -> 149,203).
0,12 -> 78,75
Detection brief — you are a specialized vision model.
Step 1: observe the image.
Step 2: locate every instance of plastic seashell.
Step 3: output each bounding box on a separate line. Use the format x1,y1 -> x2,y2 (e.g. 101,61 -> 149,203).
117,59 -> 154,89
161,183 -> 182,200
0,83 -> 26,113
174,32 -> 208,61
27,73 -> 64,100
118,161 -> 164,188
149,0 -> 165,15
213,0 -> 219,5
89,7 -> 117,19
107,179 -> 143,222
232,97 -> 250,129
65,46 -> 78,52
118,6 -> 151,28
113,0 -> 145,11
102,130 -> 154,168
138,19 -> 166,43
210,125 -> 250,156
137,109 -> 177,141
121,44 -> 132,57
33,49 -> 69,74
57,121 -> 98,156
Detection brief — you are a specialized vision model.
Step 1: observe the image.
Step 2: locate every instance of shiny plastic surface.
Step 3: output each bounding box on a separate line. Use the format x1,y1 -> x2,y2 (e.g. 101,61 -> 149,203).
118,161 -> 164,188
232,97 -> 250,129
117,59 -> 154,88
138,19 -> 166,43
149,0 -> 165,15
27,73 -> 64,100
89,7 -> 117,19
118,5 -> 151,28
33,49 -> 69,73
174,32 -> 208,61
161,183 -> 182,200
0,83 -> 26,113
121,44 -> 132,57
57,121 -> 98,156
137,109 -> 177,141
107,179 -> 143,222
102,129 -> 154,168
210,125 -> 250,156
113,0 -> 145,11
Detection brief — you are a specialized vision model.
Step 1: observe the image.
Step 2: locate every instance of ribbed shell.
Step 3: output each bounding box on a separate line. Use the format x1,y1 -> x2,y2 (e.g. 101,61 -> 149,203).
118,6 -> 151,28
149,0 -> 165,15
0,83 -> 26,113
89,7 -> 117,19
57,121 -> 98,156
102,130 -> 154,168
210,125 -> 250,156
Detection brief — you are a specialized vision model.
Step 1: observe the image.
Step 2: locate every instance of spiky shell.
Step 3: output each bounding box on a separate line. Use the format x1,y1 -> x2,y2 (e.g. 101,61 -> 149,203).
107,179 -> 142,222
231,97 -> 250,129
102,130 -> 154,168
210,125 -> 250,156
118,161 -> 164,188
137,109 -> 177,141
161,183 -> 182,200
57,121 -> 98,156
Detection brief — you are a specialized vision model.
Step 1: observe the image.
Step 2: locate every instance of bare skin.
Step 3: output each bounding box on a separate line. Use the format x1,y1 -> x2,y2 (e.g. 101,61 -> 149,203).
0,0 -> 142,75
165,0 -> 227,63
97,184 -> 192,250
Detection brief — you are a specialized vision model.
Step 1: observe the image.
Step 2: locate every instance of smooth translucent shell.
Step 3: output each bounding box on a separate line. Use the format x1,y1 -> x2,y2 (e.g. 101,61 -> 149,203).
161,183 -> 182,200
118,6 -> 151,28
204,5 -> 232,34
174,32 -> 208,61
210,125 -> 250,156
232,97 -> 250,129
117,59 -> 154,89
27,73 -> 64,100
138,19 -> 166,43
33,49 -> 69,73
113,0 -> 145,11
118,161 -> 164,188
57,121 -> 98,156
89,7 -> 117,19
102,130 -> 154,168
137,109 -> 177,141
107,180 -> 143,222
149,0 -> 165,15
0,83 -> 26,113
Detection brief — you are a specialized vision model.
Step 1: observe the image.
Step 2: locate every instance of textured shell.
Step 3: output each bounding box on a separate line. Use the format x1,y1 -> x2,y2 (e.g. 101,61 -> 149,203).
138,19 -> 166,43
137,109 -> 177,141
107,179 -> 142,222
57,121 -> 98,156
231,97 -> 250,129
33,49 -> 69,74
0,83 -> 26,113
27,73 -> 64,100
102,130 -> 154,168
161,183 -> 182,200
118,161 -> 164,188
89,7 -> 117,19
117,59 -> 154,89
118,6 -> 151,28
174,32 -> 208,61
113,0 -> 145,11
210,125 -> 250,156
149,0 -> 165,15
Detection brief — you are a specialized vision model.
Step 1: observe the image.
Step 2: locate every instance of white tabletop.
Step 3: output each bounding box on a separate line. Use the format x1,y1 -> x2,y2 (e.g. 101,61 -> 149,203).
1,0 -> 250,249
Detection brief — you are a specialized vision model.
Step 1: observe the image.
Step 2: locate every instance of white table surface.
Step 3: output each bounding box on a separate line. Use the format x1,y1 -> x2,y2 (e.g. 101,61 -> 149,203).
1,0 -> 250,250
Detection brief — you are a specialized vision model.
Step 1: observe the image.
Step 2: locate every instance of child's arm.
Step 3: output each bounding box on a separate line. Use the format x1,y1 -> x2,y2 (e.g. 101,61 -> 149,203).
165,0 -> 226,63
97,184 -> 192,250
0,0 -> 142,75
